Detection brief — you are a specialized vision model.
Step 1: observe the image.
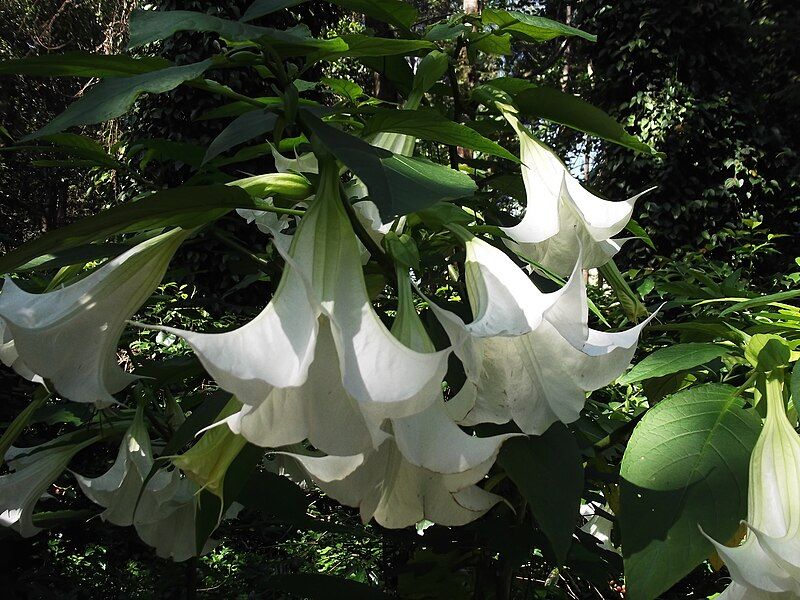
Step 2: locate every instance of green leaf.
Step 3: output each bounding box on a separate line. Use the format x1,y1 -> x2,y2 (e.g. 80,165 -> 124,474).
498,424 -> 584,564
410,50 -> 449,99
619,384 -> 762,600
0,185 -> 252,273
512,87 -> 660,156
362,109 -> 519,162
482,9 -> 596,43
129,9 -> 269,47
203,109 -> 277,163
331,0 -> 417,30
360,55 -> 414,95
321,77 -> 364,102
241,0 -> 307,21
317,34 -> 434,60
236,470 -> 309,520
129,10 -> 346,56
267,574 -> 393,599
791,360 -> 800,403
625,219 -> 655,250
618,343 -> 729,385
0,52 -> 170,77
16,242 -> 131,271
22,60 -> 214,140
301,109 -> 476,219
718,289 -> 800,316
471,32 -> 512,55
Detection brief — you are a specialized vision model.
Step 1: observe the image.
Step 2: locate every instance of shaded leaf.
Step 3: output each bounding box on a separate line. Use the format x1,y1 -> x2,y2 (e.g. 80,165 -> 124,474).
241,0 -> 307,21
301,108 -> 476,218
0,52 -> 170,77
22,60 -> 214,140
499,423 -> 583,564
203,109 -> 277,163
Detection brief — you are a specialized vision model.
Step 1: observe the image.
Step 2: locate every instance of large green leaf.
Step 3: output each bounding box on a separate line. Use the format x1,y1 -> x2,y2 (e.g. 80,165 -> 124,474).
267,574 -> 393,599
331,0 -> 417,30
362,109 -> 519,163
0,183 -> 298,273
129,10 -> 347,56
482,9 -> 596,43
484,81 -> 659,156
22,60 -> 213,140
498,424 -> 584,564
618,343 -> 729,385
203,109 -> 277,163
300,109 -> 475,219
0,52 -> 170,77
241,0 -> 307,21
619,384 -> 762,600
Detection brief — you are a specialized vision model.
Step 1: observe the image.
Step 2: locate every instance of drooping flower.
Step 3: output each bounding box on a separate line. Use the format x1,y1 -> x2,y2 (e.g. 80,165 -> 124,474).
282,267 -> 511,528
1,435 -> 96,537
75,403 -> 216,561
149,161 -> 449,458
704,373 -> 800,598
431,226 -> 651,435
0,228 -> 189,406
580,502 -> 619,554
0,318 -> 40,382
498,105 -> 651,276
75,402 -> 153,526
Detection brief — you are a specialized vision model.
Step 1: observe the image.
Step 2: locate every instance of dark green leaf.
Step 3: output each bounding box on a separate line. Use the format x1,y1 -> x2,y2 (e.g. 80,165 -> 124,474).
512,86 -> 660,156
16,242 -> 130,271
317,34 -> 434,60
619,384 -> 761,600
425,22 -> 470,41
363,108 -> 519,162
0,185 -> 260,273
241,0 -> 307,21
331,0 -> 417,30
618,343 -> 729,385
237,470 -> 309,520
267,574 -> 393,599
791,360 -> 800,403
360,55 -> 414,95
471,32 -> 512,55
482,9 -> 596,43
203,109 -> 277,163
0,52 -> 170,77
22,60 -> 213,140
499,424 -> 584,564
410,50 -> 449,99
301,109 -> 475,219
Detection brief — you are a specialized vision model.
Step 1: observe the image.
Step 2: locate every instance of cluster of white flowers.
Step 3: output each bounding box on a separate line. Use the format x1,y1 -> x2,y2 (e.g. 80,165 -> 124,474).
0,118 -> 651,559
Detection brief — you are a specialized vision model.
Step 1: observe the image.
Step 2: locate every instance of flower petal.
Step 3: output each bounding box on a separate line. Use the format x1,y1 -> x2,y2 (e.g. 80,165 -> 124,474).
0,228 -> 188,405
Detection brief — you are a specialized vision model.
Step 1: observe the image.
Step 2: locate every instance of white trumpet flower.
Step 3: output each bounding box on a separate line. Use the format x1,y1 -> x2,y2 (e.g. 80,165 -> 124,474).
151,162 -> 449,457
0,228 -> 188,406
75,405 -> 213,561
705,373 -> 800,598
499,106 -> 650,276
431,227 -> 651,435
282,268 -> 510,529
75,403 -> 152,526
1,436 -> 96,537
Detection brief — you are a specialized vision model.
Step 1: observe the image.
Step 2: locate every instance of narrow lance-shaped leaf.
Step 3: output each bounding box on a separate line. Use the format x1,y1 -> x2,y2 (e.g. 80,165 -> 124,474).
0,181 -> 311,273
202,110 -> 277,164
362,109 -> 520,163
22,60 -> 214,140
0,52 -> 171,77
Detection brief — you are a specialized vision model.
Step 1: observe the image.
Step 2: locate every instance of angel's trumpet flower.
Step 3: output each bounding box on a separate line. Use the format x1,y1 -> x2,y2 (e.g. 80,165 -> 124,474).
431,226 -> 651,435
704,372 -> 800,598
1,435 -> 96,536
0,228 -> 188,405
152,161 -> 449,457
498,105 -> 650,276
284,269 -> 510,528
